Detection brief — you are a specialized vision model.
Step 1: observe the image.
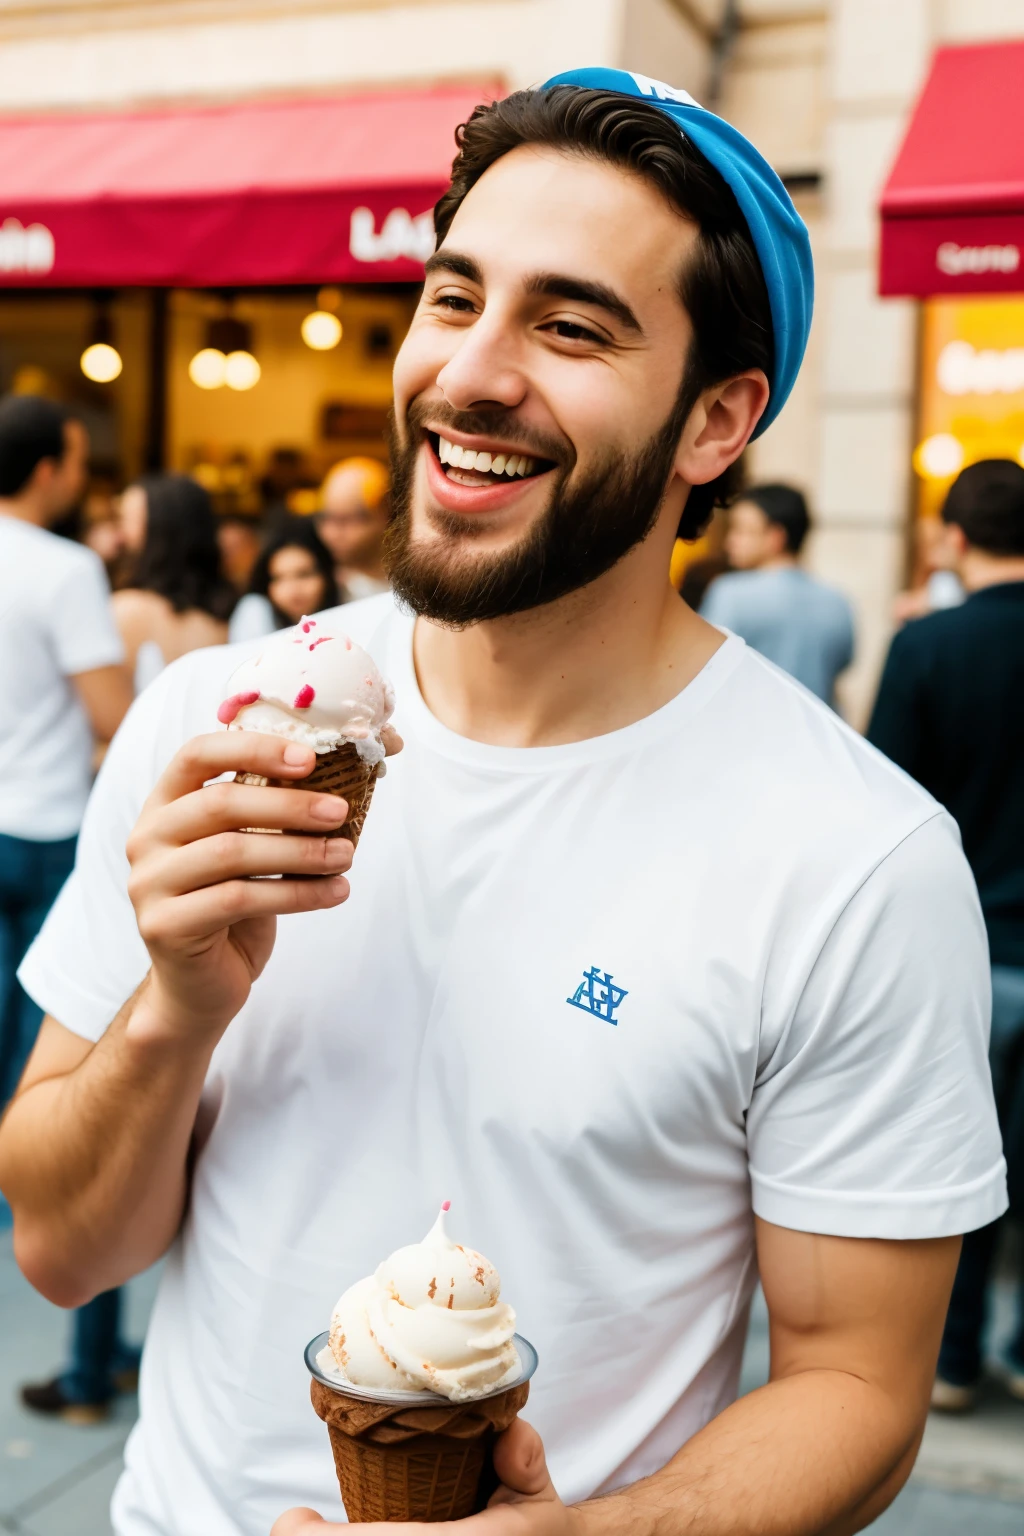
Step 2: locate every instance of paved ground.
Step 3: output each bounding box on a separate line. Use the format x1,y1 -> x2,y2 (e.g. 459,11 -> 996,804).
1,1230 -> 1022,1533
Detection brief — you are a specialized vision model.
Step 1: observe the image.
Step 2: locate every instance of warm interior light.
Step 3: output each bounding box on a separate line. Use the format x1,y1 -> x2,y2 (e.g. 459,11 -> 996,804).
1017,443 -> 1024,470
301,310 -> 343,350
189,347 -> 227,389
224,350 -> 261,391
913,433 -> 964,481
80,342 -> 122,383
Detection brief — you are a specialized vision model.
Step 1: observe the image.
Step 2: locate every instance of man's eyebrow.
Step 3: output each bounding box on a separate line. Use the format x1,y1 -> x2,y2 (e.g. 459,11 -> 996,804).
423,251 -> 483,284
524,272 -> 645,336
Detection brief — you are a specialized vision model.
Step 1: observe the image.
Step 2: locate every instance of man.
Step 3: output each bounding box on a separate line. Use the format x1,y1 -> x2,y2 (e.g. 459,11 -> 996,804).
316,456 -> 390,601
701,482 -> 854,705
0,394 -> 131,1111
0,73 -> 1005,1536
869,458 -> 1024,1413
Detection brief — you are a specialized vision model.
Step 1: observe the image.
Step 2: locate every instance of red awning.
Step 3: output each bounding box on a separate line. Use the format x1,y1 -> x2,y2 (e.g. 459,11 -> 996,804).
0,84 -> 497,288
879,41 -> 1024,298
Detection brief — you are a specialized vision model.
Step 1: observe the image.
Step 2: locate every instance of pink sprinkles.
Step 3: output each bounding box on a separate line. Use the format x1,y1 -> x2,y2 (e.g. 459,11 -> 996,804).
217,690 -> 260,725
294,684 -> 315,709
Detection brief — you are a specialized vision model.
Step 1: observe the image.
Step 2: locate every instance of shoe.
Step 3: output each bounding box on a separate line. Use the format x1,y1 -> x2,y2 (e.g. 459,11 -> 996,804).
930,1375 -> 976,1413
1005,1365 -> 1024,1402
19,1377 -> 109,1425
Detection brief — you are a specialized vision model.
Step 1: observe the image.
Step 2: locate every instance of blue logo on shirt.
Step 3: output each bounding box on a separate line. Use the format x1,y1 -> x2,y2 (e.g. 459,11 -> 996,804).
567,967 -> 628,1025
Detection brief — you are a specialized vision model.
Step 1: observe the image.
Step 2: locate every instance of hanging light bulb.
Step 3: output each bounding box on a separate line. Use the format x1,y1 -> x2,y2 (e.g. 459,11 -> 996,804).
81,342 -> 122,383
301,309 -> 343,350
189,312 -> 259,390
81,297 -> 122,382
189,347 -> 227,389
224,350 -> 261,390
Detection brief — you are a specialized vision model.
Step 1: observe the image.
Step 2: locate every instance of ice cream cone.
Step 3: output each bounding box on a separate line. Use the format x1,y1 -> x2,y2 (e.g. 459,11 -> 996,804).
310,1376 -> 529,1523
236,741 -> 379,846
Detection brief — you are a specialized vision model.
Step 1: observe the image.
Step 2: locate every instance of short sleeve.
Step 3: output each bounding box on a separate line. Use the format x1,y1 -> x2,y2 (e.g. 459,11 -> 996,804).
51,546 -> 125,676
17,656 -> 203,1041
748,814 -> 1007,1239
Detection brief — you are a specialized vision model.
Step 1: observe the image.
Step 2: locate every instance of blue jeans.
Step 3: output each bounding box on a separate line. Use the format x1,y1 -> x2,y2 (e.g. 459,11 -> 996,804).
0,831 -> 77,1109
59,1289 -> 142,1406
937,964 -> 1024,1385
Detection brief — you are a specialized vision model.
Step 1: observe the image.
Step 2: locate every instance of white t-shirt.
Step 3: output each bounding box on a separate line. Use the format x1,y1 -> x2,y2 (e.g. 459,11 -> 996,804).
20,595 -> 1006,1536
0,515 -> 124,841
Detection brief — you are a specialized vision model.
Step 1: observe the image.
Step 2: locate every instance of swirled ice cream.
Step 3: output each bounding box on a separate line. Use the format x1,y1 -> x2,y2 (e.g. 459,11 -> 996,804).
217,615 -> 394,766
320,1205 -> 519,1402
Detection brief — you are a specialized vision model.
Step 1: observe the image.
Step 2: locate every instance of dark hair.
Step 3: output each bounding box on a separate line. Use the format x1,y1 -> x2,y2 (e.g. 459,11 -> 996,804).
248,516 -> 339,627
941,459 -> 1024,557
131,473 -> 235,620
741,482 -> 810,554
0,394 -> 72,497
434,87 -> 774,539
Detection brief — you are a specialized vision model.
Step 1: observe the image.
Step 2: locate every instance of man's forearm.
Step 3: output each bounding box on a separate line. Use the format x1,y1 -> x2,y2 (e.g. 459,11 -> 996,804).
576,1369 -> 919,1536
0,980 -> 216,1307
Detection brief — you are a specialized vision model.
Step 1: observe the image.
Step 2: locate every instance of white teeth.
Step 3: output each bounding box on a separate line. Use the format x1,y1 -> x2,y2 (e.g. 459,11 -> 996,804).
437,436 -> 538,479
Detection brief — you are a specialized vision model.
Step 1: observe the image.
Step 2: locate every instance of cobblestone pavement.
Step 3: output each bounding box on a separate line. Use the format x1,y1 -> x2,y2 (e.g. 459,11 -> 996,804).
2,1233 -> 1022,1533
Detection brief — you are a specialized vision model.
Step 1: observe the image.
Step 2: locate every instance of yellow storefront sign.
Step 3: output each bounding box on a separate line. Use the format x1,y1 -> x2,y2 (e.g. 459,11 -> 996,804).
915,297 -> 1024,516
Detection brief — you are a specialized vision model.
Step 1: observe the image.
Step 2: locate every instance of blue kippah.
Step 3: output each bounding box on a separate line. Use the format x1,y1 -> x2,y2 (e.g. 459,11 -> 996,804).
540,67 -> 814,439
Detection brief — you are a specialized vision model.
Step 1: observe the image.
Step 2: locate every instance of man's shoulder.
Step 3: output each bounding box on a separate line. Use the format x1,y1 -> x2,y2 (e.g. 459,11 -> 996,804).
721,645 -> 938,837
0,518 -> 103,581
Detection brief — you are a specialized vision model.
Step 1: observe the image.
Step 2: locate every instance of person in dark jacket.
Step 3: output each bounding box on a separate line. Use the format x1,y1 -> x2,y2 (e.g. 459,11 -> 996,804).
869,458 -> 1024,1411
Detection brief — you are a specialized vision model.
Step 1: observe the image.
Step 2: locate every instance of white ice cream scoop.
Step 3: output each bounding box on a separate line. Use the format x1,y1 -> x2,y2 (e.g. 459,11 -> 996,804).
218,615 -> 394,764
327,1205 -> 519,1402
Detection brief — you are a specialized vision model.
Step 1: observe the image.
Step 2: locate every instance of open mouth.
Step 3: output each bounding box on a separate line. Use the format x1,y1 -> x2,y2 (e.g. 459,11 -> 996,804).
426,432 -> 556,489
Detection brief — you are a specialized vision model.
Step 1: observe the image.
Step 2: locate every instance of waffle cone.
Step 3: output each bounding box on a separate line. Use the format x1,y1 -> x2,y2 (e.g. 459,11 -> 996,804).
236,741 -> 378,846
310,1377 -> 529,1524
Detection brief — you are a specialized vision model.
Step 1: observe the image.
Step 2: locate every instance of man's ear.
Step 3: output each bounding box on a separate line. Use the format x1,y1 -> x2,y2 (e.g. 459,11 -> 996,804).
674,370 -> 771,488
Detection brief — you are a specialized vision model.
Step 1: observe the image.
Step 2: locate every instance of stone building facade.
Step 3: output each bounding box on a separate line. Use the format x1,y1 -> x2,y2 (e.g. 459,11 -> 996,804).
2,0 -> 1023,718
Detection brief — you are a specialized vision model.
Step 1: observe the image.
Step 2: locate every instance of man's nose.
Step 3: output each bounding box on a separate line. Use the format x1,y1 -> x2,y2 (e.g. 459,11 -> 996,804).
436,312 -> 527,413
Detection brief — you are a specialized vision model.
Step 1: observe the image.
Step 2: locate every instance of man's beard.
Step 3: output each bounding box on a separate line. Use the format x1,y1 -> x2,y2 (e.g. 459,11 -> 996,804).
382,381 -> 693,627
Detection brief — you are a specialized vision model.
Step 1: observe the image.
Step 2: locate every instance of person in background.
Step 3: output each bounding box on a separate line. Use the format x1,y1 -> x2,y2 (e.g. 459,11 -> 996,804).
315,456 -> 390,601
228,519 -> 340,642
0,395 -> 137,1422
216,510 -> 264,597
700,483 -> 854,706
114,474 -> 236,692
869,458 -> 1024,1413
0,394 -> 131,1111
892,514 -> 966,624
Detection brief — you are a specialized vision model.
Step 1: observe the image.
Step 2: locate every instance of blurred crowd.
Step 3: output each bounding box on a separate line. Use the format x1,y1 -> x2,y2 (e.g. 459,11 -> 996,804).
1,387 -> 1022,1426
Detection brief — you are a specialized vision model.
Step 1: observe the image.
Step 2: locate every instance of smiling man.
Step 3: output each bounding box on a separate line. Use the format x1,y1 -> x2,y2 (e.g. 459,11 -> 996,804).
0,72 -> 1006,1536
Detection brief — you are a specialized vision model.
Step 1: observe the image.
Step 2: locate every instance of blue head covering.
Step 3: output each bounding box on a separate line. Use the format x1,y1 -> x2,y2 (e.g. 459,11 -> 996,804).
540,67 -> 813,439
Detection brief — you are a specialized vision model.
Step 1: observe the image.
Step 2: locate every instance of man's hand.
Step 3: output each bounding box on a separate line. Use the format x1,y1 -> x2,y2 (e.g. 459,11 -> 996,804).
127,733 -> 358,1043
270,1420 -> 574,1536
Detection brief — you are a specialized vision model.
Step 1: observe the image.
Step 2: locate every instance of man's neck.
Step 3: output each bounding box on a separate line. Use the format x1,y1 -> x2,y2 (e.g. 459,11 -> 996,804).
412,532 -> 725,749
960,548 -> 1024,593
0,495 -> 47,528
757,553 -> 798,572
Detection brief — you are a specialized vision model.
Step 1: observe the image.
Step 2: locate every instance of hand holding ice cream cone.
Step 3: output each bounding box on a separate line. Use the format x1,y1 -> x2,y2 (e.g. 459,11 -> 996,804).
304,1205 -> 538,1525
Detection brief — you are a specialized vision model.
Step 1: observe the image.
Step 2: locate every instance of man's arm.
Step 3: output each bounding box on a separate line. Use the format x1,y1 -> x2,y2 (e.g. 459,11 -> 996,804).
0,730 -> 357,1307
272,1221 -> 958,1536
71,661 -> 133,745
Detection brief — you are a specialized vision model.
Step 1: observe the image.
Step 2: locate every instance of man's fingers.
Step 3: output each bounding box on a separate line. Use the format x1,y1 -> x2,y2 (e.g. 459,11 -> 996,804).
270,1509 -> 328,1535
146,733 -> 317,811
136,874 -> 349,946
139,830 -> 352,898
490,1419 -> 555,1502
152,782 -> 349,847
